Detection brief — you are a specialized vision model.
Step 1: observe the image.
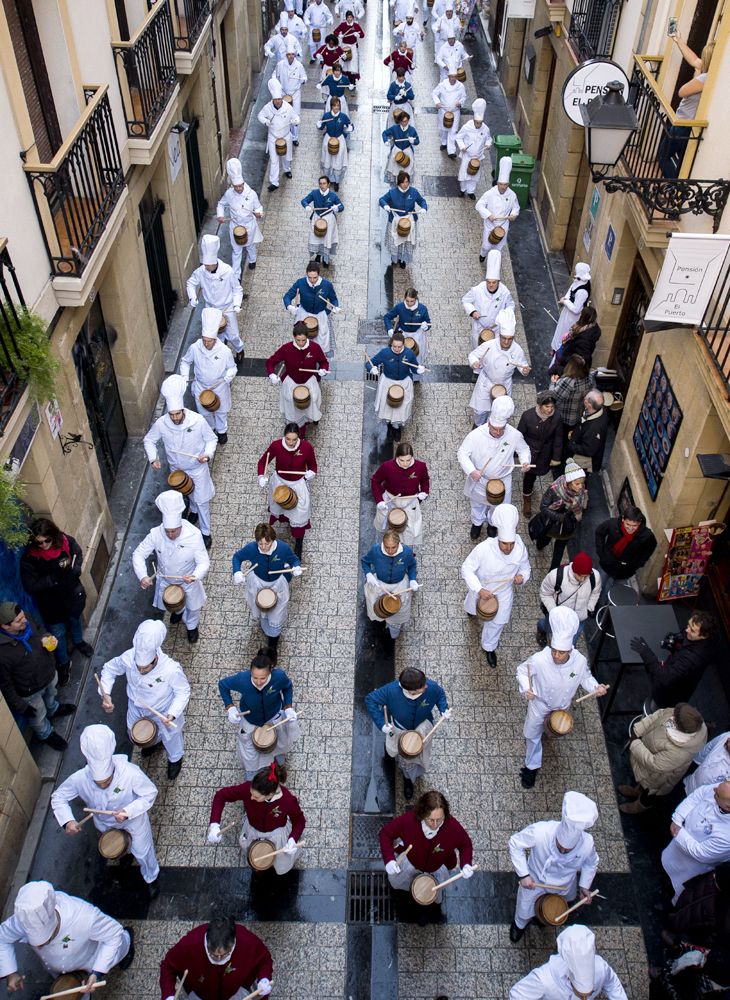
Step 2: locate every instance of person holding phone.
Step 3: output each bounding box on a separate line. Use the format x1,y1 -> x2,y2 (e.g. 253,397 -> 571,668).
659,33 -> 714,178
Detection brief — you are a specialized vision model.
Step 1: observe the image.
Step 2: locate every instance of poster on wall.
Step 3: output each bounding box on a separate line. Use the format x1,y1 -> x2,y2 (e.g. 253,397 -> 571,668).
632,355 -> 683,501
658,523 -> 718,601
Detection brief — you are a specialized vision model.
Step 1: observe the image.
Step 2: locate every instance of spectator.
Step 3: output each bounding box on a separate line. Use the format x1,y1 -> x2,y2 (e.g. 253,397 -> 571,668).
630,611 -> 718,709
665,862 -> 730,949
595,506 -> 657,584
551,355 -> 592,435
528,460 -> 588,571
567,389 -> 609,474
658,36 -> 714,179
537,552 -> 601,647
550,306 -> 601,376
516,390 -> 563,517
661,782 -> 730,905
685,731 -> 730,795
20,517 -> 92,686
617,703 -> 707,815
0,603 -> 75,751
649,946 -> 730,1000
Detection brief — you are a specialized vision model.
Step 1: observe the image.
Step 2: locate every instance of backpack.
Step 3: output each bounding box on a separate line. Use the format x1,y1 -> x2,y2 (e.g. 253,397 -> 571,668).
539,564 -> 596,614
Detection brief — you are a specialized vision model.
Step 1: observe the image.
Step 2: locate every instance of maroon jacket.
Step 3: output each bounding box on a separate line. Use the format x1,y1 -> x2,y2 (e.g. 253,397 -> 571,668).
266,340 -> 329,383
379,810 -> 473,873
209,782 -> 306,840
370,458 -> 430,503
314,43 -> 344,66
257,438 -> 317,482
334,20 -> 365,46
160,924 -> 272,1000
384,49 -> 414,74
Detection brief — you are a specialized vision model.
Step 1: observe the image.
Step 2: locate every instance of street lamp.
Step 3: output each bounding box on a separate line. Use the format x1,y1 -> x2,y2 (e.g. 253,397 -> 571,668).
580,80 -> 639,178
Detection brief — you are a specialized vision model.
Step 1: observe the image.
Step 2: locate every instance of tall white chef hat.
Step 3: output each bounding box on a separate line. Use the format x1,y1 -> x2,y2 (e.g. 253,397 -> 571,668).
489,394 -> 515,427
80,724 -> 116,781
548,605 -> 580,652
283,0 -> 295,10
445,2 -> 455,11
133,619 -> 167,666
575,262 -> 591,281
498,155 -> 513,183
14,882 -> 58,946
201,306 -> 224,340
268,76 -> 284,100
286,35 -> 299,53
491,502 -> 519,543
556,791 -> 599,848
226,157 -> 243,185
161,374 -> 187,412
557,926 -> 597,994
496,308 -> 516,339
472,97 -> 486,122
279,20 -> 289,31
485,248 -> 502,281
155,489 -> 185,529
445,23 -> 457,38
446,57 -> 459,75
200,234 -> 220,265
406,0 -> 416,17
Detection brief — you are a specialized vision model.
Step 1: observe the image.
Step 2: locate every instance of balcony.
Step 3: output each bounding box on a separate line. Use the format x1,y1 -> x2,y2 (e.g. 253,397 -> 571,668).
23,86 -> 128,307
699,262 -> 730,397
0,241 -> 26,435
112,0 -> 179,163
171,0 -> 212,74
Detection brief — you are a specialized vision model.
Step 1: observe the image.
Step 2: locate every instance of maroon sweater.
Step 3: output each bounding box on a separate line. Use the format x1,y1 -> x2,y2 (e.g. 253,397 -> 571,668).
266,340 -> 329,383
160,924 -> 272,1000
258,438 -> 317,482
371,458 -> 430,503
334,20 -> 365,45
209,782 -> 306,840
384,49 -> 414,74
379,811 -> 473,872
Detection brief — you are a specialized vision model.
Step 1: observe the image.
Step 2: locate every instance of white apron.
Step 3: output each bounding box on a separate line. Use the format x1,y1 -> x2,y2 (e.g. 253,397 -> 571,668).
375,374 -> 414,424
280,375 -> 322,425
239,818 -> 300,874
127,699 -> 185,759
236,711 -> 301,774
320,136 -> 349,176
387,854 -> 450,901
294,305 -> 333,355
268,471 -> 311,528
244,572 -> 290,631
386,144 -> 415,181
385,717 -> 433,778
387,100 -> 414,128
342,42 -> 359,76
309,207 -> 340,251
365,577 -> 413,625
374,493 -> 423,546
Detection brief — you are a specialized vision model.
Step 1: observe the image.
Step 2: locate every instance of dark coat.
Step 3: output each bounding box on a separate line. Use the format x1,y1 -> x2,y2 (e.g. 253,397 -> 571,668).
516,407 -> 563,475
0,616 -> 57,714
552,323 -> 601,373
668,868 -> 730,947
639,635 -> 717,708
595,517 -> 657,579
567,408 -> 609,472
20,534 -> 86,625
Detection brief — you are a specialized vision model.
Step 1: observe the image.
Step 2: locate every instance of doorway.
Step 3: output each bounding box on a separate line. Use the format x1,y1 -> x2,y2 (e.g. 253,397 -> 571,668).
184,115 -> 208,234
139,187 -> 176,342
609,259 -> 652,393
219,18 -> 234,129
564,158 -> 590,268
671,0 -> 719,106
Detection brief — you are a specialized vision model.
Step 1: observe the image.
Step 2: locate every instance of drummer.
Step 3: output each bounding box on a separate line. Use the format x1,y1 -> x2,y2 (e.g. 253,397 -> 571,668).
366,331 -> 425,441
185,235 -> 245,360
384,287 -> 431,375
218,648 -> 300,779
371,442 -> 430,546
317,60 -> 355,117
509,926 -> 629,1000
215,157 -> 264,279
303,0 -> 334,62
516,606 -> 607,789
462,249 -> 515,352
383,39 -> 414,82
365,667 -> 450,800
386,67 -> 415,128
468,307 -> 530,427
361,528 -> 419,639
382,113 -> 420,185
207,762 -> 305,875
179,307 -> 237,444
258,424 -> 317,557
456,394 -> 531,540
476,155 -> 520,257
432,64 -> 466,157
316,102 -> 353,193
97,620 -> 190,782
301,175 -> 345,264
50,725 -> 160,898
273,41 -> 308,146
267,323 -> 329,434
334,10 -> 365,82
379,170 -> 428,269
132,491 -> 210,645
232,524 -> 302,651
461,503 -> 530,668
143,373 -> 217,548
455,98 -> 493,199
379,791 -> 474,903
508,790 -> 599,942
314,34 -> 345,77
283,260 -> 340,357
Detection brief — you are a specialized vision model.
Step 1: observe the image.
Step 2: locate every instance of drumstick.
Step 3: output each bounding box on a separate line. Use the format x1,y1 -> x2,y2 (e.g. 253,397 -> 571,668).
263,450 -> 270,472
41,981 -> 107,1000
383,706 -> 390,726
527,665 -> 533,695
219,820 -> 239,835
511,463 -> 536,469
173,970 -> 188,1000
399,320 -> 431,329
267,565 -> 307,574
242,986 -> 271,1000
275,469 -> 309,475
269,711 -> 305,730
94,672 -> 107,697
389,585 -> 419,598
170,450 -> 205,460
530,881 -> 567,891
422,713 -> 449,744
83,808 -> 118,815
71,553 -> 77,569
555,889 -> 600,921
430,865 -> 479,894
253,841 -> 306,863
242,562 -> 259,577
158,573 -> 190,581
396,842 -> 412,865
574,686 -> 609,706
402,360 -> 431,372
298,368 -> 323,373
78,812 -> 96,827
392,494 -> 419,501
138,702 -> 178,729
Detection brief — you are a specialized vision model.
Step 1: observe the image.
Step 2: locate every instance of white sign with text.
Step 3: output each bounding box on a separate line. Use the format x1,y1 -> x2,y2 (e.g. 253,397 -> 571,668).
646,234 -> 730,326
561,58 -> 630,126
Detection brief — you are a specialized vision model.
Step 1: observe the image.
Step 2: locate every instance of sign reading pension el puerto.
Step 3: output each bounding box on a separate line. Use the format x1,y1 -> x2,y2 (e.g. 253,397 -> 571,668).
561,59 -> 630,126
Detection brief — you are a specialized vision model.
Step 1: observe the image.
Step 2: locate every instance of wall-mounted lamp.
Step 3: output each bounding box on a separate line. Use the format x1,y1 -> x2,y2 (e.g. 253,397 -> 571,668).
60,433 -> 94,456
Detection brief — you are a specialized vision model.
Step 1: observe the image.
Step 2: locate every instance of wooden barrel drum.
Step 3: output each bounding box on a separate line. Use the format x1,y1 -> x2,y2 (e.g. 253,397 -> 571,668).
456,66 -> 466,82
272,484 -> 298,510
99,829 -> 131,860
547,710 -> 574,736
394,150 -> 411,168
252,724 -> 278,751
479,327 -> 495,343
386,383 -> 405,407
486,478 -> 505,505
442,110 -> 454,130
476,595 -> 498,621
162,585 -> 186,614
488,225 -> 506,245
314,217 -> 328,238
303,316 -> 319,339
411,872 -> 438,905
327,136 -> 340,156
404,335 -> 419,356
491,383 -> 507,400
167,469 -> 194,495
131,718 -> 157,748
293,385 -> 311,410
535,892 -> 569,926
255,587 -> 279,612
275,137 -> 288,157
248,838 -> 276,871
396,217 -> 412,238
342,46 -> 352,60
373,593 -> 402,618
467,157 -> 481,176
199,389 -> 220,412
398,730 -> 423,759
387,507 -> 408,532
50,973 -> 85,998
233,225 -> 248,246
312,27 -> 321,41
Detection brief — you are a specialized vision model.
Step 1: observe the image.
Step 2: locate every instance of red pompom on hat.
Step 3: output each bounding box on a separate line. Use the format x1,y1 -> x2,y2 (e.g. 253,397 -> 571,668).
571,552 -> 593,575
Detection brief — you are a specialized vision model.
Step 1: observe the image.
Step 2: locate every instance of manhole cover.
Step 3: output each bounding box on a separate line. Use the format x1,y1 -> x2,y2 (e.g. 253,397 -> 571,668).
348,870 -> 396,924
351,813 -> 391,859
357,318 -> 388,344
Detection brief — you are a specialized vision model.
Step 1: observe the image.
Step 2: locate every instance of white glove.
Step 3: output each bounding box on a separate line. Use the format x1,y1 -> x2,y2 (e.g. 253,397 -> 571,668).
369,367 -> 379,378
258,475 -> 269,488
387,328 -> 394,336
416,365 -> 426,375
233,571 -> 245,586
285,707 -> 298,720
207,823 -> 222,844
233,306 -> 241,315
304,469 -> 315,480
366,573 -> 378,587
188,299 -> 197,309
671,951 -> 705,974
377,500 -> 389,512
385,860 -> 400,876
462,863 -> 474,879
349,83 -> 355,90
420,321 -> 429,331
226,706 -> 241,725
320,369 -> 330,377
291,565 -> 303,577
287,304 -> 297,314
409,579 -> 419,592
417,492 -> 428,501
382,722 -> 394,735
269,373 -> 280,385
441,708 -> 452,719
331,305 -> 341,313
284,837 -> 298,855
257,979 -> 272,997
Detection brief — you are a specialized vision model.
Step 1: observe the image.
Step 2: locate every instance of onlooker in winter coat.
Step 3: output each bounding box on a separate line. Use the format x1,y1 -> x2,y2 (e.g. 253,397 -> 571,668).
529,461 -> 588,570
595,506 -> 657,585
666,862 -> 730,949
516,390 -> 563,517
549,306 -> 601,375
536,551 -> 601,646
630,611 -> 718,709
567,389 -> 610,474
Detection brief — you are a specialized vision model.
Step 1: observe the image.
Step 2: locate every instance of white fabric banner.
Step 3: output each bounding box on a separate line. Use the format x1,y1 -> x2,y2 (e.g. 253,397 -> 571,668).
645,233 -> 730,326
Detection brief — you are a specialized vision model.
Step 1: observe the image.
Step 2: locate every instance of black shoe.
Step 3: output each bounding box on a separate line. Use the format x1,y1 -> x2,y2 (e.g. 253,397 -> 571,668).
203,534 -> 212,550
479,255 -> 486,263
234,350 -> 245,364
50,703 -> 76,719
459,190 -> 465,197
520,766 -> 539,789
74,641 -> 94,658
509,921 -> 525,943
285,171 -> 293,179
314,254 -> 322,263
468,193 -> 476,200
399,261 -> 406,269
440,143 -> 447,150
333,182 -> 339,192
141,743 -> 162,758
217,432 -> 228,445
248,262 -> 256,270
535,627 -> 547,648
44,731 -> 68,751
309,58 -> 315,64
241,292 -> 249,301
323,259 -> 329,268
485,650 -> 497,668
294,537 -> 303,558
448,153 -> 456,159
386,422 -> 394,439
469,523 -> 482,540
267,183 -> 278,192
403,777 -> 414,800
293,140 -> 299,146
57,663 -> 71,687
146,879 -> 160,900
167,758 -> 183,780
170,611 -> 183,624
119,927 -> 135,970
486,525 -> 497,538
187,627 -> 199,644
187,511 -> 199,526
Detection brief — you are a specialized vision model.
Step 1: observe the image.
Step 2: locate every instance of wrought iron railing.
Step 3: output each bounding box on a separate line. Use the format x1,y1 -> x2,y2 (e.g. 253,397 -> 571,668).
699,261 -> 730,395
172,0 -> 211,50
0,241 -> 26,435
568,0 -> 621,61
22,86 -> 126,279
112,0 -> 177,139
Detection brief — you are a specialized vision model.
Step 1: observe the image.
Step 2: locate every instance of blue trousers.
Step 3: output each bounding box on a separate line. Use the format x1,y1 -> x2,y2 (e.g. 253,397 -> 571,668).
48,617 -> 84,666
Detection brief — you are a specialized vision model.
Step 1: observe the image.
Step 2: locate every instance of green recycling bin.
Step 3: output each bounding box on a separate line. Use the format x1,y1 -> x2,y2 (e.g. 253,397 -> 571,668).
509,152 -> 536,210
493,134 -> 522,180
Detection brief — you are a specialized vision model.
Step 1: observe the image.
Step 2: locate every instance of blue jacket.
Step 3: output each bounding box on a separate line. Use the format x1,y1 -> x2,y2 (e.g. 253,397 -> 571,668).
378,185 -> 428,223
218,667 -> 293,724
320,73 -> 353,98
316,111 -> 353,138
365,679 -> 448,729
283,276 -> 339,315
367,345 -> 418,380
382,123 -> 420,150
384,300 -> 431,335
301,188 -> 344,214
361,542 -> 417,584
231,540 -> 300,583
386,80 -> 415,106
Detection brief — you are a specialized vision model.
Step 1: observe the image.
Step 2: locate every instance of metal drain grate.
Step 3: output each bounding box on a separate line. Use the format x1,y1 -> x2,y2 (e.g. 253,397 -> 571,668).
348,870 -> 396,924
357,318 -> 388,344
351,813 -> 392,859
419,174 -> 463,198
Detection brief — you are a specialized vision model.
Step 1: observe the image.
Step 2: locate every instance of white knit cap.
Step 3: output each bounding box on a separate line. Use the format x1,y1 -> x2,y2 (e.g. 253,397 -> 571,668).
557,926 -> 597,994
564,459 -> 586,483
485,249 -> 502,281
498,155 -> 513,183
155,489 -> 185,529
14,882 -> 57,946
201,307 -> 224,339
491,502 -> 519,543
200,234 -> 220,265
556,791 -> 599,848
548,606 -> 580,651
286,35 -> 299,53
472,97 -> 486,121
80,724 -> 116,781
575,262 -> 591,280
489,394 -> 515,427
496,308 -> 516,339
226,157 -> 243,185
268,76 -> 284,99
161,374 -> 186,412
133,619 -> 167,667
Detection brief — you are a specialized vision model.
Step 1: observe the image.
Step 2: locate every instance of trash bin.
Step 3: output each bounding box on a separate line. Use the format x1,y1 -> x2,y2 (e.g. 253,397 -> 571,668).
509,152 -> 536,209
493,134 -> 522,180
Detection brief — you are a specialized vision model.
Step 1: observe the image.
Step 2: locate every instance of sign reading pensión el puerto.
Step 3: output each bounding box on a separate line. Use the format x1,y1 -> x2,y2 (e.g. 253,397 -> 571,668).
561,59 -> 630,126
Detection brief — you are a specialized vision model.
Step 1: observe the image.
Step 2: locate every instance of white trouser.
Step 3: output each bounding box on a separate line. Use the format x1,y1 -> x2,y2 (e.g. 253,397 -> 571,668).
387,855 -> 450,903
523,697 -> 552,769
96,814 -> 159,883
438,108 -> 460,153
469,481 -> 513,527
266,135 -> 292,186
231,238 -> 257,277
514,879 -> 577,928
480,618 -> 506,653
211,309 -> 243,354
236,712 -> 301,778
195,397 -> 230,434
239,819 -> 300,874
291,90 -> 302,140
127,701 -> 185,763
187,497 -> 211,537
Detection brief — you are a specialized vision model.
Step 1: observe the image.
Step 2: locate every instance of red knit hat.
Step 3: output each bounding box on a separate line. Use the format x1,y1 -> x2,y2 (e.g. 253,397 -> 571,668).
572,552 -> 593,575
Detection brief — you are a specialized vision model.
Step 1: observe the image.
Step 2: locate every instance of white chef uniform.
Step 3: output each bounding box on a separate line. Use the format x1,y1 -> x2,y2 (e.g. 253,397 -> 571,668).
180,308 -> 237,435
280,10 -> 308,39
274,47 -> 308,142
257,78 -> 300,188
186,235 -> 244,354
684,731 -> 730,794
551,263 -> 591,352
509,791 -> 599,929
461,504 -> 530,652
516,607 -> 599,770
661,783 -> 730,903
394,17 -> 422,69
264,28 -> 302,61
99,619 -> 190,764
216,159 -> 264,275
468,309 -> 529,425
436,35 -> 468,80
476,156 -> 520,252
432,8 -> 457,57
456,99 -> 493,194
432,75 -> 467,154
51,726 -> 160,884
132,490 -> 210,631
462,251 -> 516,350
303,0 -> 334,59
335,0 -> 364,16
509,926 -> 628,1000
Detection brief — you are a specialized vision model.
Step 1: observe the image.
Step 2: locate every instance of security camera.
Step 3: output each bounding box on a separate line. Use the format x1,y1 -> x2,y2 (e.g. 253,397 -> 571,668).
534,24 -> 553,37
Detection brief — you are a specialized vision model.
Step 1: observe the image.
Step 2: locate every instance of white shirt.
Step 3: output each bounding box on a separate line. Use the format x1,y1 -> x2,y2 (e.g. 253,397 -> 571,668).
509,954 -> 628,1000
257,100 -> 301,138
455,120 -> 492,157
509,820 -> 598,889
476,185 -> 520,225
264,32 -> 302,60
143,410 -> 217,501
275,58 -> 309,96
468,338 -> 528,397
51,755 -> 158,830
304,2 -> 334,28
180,339 -> 237,394
132,522 -> 209,611
685,732 -> 730,794
216,184 -> 263,228
457,424 -> 531,480
436,39 -> 467,68
186,260 -> 243,311
281,13 -> 307,37
462,282 -> 515,329
99,649 -> 191,720
662,784 -> 730,897
461,536 -> 531,625
516,646 -> 598,710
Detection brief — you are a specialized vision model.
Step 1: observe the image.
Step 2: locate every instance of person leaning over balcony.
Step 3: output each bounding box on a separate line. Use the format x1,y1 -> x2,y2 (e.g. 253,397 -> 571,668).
658,35 -> 714,179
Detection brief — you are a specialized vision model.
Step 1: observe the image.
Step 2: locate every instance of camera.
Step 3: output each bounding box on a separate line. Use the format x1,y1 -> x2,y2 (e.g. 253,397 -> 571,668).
660,630 -> 683,653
